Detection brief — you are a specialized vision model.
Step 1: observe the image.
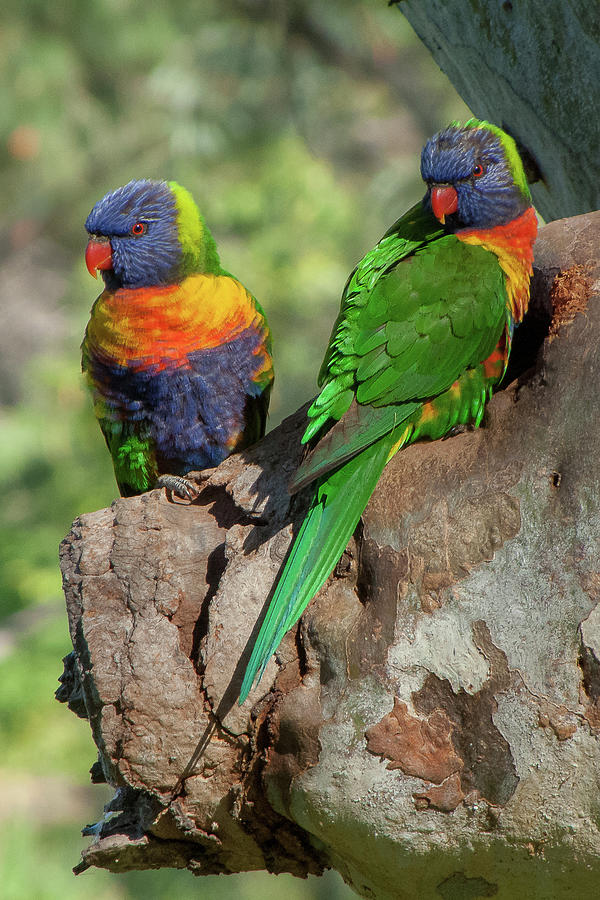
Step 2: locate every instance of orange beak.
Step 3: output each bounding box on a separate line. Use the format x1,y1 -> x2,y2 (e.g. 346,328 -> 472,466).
85,238 -> 113,277
430,185 -> 458,224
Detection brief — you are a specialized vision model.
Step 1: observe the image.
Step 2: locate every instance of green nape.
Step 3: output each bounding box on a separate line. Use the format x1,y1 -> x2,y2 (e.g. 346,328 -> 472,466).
168,180 -> 222,276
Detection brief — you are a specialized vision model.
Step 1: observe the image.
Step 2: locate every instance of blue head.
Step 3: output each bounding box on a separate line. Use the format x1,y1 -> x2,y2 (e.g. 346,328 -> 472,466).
85,179 -> 220,289
420,120 -> 532,229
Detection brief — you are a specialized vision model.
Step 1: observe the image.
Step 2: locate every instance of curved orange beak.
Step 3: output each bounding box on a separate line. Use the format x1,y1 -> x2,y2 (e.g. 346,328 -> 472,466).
85,238 -> 113,277
430,185 -> 458,224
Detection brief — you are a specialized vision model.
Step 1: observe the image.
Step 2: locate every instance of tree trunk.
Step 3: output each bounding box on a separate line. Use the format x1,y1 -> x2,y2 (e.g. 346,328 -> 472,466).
58,211 -> 600,897
396,1 -> 600,222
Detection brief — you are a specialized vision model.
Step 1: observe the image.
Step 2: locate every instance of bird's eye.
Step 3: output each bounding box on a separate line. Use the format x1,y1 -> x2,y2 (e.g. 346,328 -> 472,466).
131,222 -> 147,236
472,164 -> 485,178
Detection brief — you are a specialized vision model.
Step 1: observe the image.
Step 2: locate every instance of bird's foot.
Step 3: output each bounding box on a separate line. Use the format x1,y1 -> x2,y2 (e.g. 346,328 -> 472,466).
155,474 -> 201,501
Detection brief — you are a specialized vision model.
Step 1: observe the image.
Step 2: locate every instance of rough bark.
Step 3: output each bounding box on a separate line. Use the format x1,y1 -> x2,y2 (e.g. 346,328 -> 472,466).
59,211 -> 600,898
396,1 -> 600,223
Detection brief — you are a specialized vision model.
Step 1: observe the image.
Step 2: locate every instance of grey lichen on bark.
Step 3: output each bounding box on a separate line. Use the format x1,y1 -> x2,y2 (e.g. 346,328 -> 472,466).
58,212 -> 600,898
396,0 -> 600,222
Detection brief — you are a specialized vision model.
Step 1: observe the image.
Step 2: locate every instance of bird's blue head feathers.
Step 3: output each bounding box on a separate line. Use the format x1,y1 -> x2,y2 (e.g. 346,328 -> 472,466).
86,180 -> 181,289
420,120 -> 532,229
85,179 -> 220,289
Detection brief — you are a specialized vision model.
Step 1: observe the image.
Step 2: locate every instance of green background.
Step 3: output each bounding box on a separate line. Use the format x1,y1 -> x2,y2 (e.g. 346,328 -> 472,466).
0,1 -> 468,896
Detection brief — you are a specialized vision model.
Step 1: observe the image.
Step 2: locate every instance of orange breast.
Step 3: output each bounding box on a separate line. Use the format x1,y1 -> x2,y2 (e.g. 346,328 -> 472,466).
86,274 -> 262,371
456,206 -> 538,325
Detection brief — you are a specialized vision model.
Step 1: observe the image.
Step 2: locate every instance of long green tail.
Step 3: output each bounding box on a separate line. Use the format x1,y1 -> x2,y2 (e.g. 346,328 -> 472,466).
239,436 -> 392,703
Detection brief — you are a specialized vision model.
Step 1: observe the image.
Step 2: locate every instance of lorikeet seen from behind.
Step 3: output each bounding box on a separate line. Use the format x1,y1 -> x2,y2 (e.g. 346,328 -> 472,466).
240,119 -> 537,703
82,179 -> 273,498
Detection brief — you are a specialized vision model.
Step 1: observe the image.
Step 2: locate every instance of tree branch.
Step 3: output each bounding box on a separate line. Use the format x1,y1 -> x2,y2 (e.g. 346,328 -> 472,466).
59,212 -> 600,896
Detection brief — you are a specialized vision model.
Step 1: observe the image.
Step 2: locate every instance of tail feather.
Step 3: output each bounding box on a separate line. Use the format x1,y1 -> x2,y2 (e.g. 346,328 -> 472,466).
239,436 -> 392,703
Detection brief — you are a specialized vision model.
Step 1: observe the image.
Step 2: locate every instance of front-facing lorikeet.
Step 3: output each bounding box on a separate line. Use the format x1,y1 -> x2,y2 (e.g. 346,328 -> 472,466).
240,119 -> 537,703
82,179 -> 273,498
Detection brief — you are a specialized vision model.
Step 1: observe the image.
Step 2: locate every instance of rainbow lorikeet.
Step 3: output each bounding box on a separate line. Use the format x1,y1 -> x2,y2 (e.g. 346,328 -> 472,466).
82,179 -> 273,498
240,119 -> 537,703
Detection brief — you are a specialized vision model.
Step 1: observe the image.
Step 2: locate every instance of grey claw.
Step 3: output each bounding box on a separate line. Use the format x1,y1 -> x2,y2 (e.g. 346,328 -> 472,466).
155,474 -> 200,500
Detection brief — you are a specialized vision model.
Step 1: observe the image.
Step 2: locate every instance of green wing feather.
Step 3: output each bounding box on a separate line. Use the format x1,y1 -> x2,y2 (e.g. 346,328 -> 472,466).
290,399 -> 416,494
292,221 -> 506,492
240,201 -> 508,703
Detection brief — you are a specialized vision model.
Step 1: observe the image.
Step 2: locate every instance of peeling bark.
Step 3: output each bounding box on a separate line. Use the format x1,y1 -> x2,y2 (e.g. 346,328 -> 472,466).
59,212 -> 600,898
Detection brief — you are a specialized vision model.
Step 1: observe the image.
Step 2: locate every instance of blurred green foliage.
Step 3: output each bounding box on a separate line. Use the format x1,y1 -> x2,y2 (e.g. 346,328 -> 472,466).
0,0 -> 468,895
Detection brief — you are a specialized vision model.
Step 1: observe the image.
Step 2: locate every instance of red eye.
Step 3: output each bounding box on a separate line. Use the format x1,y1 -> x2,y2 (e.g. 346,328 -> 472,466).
472,164 -> 484,178
131,222 -> 147,236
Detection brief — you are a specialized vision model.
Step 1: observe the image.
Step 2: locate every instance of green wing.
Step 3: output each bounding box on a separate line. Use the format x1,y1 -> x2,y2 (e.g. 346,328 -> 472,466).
292,204 -> 507,492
